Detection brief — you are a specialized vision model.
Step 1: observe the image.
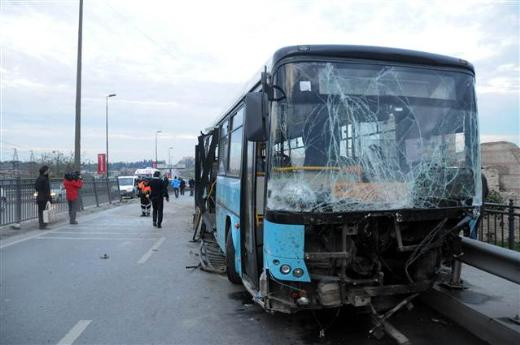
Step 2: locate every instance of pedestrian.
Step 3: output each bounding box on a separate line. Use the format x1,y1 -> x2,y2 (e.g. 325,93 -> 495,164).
188,178 -> 195,196
34,165 -> 51,229
180,178 -> 186,196
163,175 -> 170,191
149,171 -> 169,228
63,171 -> 83,224
171,176 -> 180,198
138,178 -> 151,216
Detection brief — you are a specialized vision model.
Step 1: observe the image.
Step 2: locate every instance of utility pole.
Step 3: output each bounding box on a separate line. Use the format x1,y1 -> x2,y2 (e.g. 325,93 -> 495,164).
105,94 -> 116,177
168,146 -> 173,177
154,130 -> 161,167
73,0 -> 83,172
12,148 -> 19,177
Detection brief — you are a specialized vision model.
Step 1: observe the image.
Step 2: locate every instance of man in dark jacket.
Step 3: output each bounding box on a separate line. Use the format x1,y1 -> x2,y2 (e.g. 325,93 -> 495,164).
149,171 -> 169,228
34,165 -> 51,229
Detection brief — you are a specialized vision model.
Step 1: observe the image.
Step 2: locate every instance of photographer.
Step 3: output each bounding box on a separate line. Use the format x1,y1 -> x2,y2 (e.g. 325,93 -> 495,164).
63,171 -> 83,225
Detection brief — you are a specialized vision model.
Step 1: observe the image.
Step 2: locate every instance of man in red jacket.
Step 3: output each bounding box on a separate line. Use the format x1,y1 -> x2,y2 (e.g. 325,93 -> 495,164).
63,171 -> 83,225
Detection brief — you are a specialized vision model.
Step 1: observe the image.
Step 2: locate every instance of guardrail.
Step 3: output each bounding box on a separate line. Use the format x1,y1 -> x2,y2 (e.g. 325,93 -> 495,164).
460,236 -> 520,284
0,177 -> 120,226
478,200 -> 520,251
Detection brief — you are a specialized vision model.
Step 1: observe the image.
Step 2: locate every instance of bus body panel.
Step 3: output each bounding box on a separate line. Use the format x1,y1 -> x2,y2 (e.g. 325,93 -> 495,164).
263,220 -> 311,282
216,175 -> 242,276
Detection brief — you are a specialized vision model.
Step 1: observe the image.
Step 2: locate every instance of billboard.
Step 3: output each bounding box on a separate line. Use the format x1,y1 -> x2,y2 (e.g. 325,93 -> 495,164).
97,154 -> 106,174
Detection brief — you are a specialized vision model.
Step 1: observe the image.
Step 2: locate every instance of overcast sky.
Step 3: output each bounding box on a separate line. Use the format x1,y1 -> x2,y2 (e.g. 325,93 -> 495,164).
0,0 -> 518,163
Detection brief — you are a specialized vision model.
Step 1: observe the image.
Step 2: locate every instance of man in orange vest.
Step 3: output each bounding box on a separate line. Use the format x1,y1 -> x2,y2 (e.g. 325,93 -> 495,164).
138,179 -> 151,216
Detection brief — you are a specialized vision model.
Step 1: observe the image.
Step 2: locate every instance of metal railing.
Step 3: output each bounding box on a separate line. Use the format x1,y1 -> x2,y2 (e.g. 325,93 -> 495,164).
478,200 -> 520,251
0,177 -> 120,226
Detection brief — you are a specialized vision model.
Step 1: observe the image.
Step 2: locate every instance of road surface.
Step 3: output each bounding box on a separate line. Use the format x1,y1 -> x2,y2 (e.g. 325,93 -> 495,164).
0,197 -> 486,344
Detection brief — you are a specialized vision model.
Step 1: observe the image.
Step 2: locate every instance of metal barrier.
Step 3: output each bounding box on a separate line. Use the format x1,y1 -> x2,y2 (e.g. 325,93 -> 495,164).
478,200 -> 520,251
0,177 -> 120,226
460,236 -> 520,284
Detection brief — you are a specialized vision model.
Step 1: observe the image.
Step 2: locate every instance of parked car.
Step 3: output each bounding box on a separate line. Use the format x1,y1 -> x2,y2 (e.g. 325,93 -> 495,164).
33,182 -> 66,203
50,182 -> 66,203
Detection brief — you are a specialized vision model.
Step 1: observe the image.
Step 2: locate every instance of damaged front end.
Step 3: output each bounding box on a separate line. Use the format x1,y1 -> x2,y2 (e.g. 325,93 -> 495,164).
260,209 -> 472,313
258,60 -> 481,314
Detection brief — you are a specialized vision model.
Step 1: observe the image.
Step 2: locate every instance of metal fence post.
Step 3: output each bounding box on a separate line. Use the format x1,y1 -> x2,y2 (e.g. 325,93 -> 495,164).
15,176 -> 22,224
508,199 -> 515,250
93,177 -> 99,207
106,176 -> 112,204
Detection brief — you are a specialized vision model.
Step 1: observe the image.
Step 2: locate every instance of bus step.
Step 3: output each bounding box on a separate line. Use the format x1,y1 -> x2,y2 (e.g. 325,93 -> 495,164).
200,237 -> 226,274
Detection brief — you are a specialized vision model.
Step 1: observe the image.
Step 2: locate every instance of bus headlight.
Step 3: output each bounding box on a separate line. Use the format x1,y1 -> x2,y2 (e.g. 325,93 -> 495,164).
293,268 -> 304,277
280,264 -> 291,275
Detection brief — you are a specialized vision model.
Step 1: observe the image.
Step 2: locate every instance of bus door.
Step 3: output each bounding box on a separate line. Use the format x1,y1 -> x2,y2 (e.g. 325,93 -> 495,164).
241,142 -> 265,288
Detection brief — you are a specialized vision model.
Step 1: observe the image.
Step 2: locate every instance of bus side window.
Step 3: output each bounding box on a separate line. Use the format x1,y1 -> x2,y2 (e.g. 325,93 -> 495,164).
228,109 -> 244,177
218,120 -> 229,174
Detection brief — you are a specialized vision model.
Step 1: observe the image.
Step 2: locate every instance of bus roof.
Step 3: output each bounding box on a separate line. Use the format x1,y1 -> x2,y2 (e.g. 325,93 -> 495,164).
272,45 -> 474,73
208,45 -> 474,129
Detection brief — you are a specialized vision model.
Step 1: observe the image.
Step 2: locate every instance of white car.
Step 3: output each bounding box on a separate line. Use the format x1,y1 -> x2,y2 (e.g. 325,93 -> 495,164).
118,176 -> 137,198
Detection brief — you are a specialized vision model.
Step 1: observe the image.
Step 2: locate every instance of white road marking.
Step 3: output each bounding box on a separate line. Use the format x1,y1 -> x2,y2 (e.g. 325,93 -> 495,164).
0,227 -> 64,250
37,236 -> 159,241
56,320 -> 91,345
137,236 -> 166,264
0,208 -> 130,249
56,231 -> 147,235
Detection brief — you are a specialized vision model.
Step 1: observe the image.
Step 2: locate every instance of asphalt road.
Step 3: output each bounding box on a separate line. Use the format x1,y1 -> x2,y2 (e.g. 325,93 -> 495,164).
0,196 -> 487,345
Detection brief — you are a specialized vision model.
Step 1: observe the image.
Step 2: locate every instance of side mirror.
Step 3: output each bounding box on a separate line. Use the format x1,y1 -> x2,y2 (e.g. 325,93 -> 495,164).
244,92 -> 268,142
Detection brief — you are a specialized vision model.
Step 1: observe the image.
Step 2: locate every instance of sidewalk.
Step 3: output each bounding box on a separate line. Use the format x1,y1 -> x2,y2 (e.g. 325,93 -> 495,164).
421,264 -> 520,345
0,198 -> 134,244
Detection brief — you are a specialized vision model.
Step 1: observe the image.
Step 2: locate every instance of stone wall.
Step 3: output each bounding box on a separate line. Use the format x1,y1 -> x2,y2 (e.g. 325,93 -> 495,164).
481,141 -> 520,204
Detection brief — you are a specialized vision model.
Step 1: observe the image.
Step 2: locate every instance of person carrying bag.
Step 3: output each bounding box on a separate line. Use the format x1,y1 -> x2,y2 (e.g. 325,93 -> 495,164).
34,165 -> 51,229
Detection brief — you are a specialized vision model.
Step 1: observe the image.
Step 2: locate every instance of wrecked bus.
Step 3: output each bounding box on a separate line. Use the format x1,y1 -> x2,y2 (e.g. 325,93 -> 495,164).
194,45 -> 481,316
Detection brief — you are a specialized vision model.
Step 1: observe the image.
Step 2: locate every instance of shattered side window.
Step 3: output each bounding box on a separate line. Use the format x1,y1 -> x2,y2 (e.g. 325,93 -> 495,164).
267,62 -> 481,213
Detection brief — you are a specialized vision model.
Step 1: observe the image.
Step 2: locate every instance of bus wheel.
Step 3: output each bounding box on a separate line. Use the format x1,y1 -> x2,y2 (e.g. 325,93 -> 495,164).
226,233 -> 241,284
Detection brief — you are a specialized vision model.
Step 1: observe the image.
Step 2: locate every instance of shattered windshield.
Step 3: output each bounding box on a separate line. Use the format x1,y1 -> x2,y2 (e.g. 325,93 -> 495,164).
267,61 -> 481,213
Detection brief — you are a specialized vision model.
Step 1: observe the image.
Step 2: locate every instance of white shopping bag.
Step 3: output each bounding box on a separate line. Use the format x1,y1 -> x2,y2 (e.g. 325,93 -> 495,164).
42,201 -> 52,224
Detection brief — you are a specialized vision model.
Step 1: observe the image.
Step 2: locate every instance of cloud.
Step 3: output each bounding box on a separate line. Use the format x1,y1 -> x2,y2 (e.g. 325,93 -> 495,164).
481,134 -> 520,145
0,0 -> 518,162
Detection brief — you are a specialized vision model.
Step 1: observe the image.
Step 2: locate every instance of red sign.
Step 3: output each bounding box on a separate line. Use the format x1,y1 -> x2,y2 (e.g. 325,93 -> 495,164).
97,154 -> 106,174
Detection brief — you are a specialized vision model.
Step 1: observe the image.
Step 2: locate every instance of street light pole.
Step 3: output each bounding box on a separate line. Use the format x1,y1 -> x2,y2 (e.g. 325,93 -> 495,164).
154,130 -> 162,167
168,146 -> 173,177
106,93 -> 116,177
73,0 -> 83,171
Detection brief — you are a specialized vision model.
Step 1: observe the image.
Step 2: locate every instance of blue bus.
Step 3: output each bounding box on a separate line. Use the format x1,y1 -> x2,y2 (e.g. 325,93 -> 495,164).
195,45 -> 481,315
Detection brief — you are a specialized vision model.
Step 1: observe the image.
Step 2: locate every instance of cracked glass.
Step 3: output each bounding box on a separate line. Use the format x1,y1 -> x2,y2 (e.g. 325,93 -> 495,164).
267,61 -> 481,213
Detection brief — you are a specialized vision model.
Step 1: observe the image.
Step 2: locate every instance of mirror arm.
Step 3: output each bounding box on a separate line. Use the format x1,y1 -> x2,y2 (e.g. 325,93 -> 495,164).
261,68 -> 274,100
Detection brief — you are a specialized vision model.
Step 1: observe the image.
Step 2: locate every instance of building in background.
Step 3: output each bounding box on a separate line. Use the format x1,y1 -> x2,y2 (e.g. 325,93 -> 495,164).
481,141 -> 520,203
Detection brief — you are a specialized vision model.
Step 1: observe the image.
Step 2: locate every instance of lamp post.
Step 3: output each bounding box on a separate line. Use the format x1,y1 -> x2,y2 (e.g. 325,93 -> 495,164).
73,0 -> 83,171
106,93 -> 116,177
154,130 -> 162,168
168,146 -> 173,177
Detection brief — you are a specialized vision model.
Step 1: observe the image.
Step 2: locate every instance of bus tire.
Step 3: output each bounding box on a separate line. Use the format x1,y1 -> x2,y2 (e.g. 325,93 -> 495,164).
226,233 -> 241,284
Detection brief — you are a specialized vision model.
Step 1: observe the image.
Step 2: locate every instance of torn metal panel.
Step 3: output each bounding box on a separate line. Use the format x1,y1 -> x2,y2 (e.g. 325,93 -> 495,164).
267,62 -> 481,213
